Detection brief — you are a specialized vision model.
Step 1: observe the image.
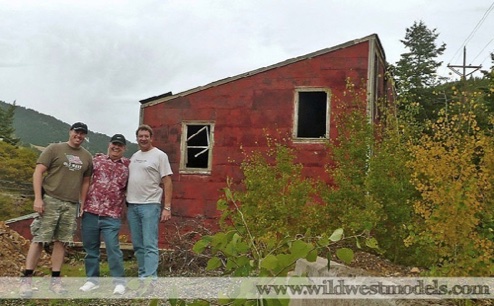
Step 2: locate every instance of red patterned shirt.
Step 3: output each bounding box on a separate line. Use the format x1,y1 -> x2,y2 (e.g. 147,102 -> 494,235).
84,154 -> 130,218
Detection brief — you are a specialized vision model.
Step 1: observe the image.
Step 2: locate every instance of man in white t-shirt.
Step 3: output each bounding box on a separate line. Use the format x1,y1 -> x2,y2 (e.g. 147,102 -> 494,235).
126,124 -> 173,282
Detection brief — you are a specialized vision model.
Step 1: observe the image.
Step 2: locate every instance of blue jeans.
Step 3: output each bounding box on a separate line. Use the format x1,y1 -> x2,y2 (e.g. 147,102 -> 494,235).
127,203 -> 160,278
81,213 -> 125,284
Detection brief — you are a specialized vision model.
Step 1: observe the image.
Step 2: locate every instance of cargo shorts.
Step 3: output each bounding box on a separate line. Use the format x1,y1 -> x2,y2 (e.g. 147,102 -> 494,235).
30,194 -> 78,244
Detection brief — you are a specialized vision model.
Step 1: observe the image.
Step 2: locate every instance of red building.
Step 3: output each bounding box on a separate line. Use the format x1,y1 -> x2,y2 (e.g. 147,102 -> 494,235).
7,34 -> 394,249
139,33 -> 393,220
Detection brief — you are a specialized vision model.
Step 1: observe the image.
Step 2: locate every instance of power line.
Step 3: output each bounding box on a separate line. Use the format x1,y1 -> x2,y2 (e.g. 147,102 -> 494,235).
479,53 -> 493,68
471,38 -> 494,63
449,2 -> 494,64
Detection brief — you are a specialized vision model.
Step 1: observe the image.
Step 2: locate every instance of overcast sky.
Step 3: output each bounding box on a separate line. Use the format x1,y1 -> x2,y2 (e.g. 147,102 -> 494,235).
1,0 -> 493,141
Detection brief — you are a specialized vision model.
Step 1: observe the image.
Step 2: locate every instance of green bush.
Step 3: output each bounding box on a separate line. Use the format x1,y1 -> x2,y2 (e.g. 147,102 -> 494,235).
225,141 -> 328,240
0,141 -> 37,220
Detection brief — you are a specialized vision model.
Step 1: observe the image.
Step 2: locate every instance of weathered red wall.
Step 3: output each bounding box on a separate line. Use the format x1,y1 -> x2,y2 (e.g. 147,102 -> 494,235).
142,41 -> 376,232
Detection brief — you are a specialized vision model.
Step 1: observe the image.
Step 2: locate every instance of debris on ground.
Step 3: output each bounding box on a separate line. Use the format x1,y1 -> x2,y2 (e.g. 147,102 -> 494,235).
0,221 -> 50,276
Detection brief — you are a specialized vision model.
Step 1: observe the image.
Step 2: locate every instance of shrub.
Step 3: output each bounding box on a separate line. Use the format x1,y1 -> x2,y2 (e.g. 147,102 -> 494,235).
407,96 -> 494,276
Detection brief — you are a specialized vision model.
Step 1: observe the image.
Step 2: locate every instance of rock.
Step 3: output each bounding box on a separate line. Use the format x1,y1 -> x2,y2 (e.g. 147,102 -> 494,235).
410,267 -> 420,273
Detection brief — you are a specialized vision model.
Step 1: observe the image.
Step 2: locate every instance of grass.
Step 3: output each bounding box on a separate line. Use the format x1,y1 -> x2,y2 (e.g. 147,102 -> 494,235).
58,259 -> 139,278
8,252 -> 153,306
38,248 -> 139,277
8,246 -> 205,305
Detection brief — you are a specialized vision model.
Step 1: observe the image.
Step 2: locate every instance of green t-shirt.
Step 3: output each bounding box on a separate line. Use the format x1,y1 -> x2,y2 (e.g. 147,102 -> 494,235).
37,142 -> 93,202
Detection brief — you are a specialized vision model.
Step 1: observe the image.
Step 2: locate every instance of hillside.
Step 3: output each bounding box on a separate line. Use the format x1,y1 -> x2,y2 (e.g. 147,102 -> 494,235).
0,101 -> 138,157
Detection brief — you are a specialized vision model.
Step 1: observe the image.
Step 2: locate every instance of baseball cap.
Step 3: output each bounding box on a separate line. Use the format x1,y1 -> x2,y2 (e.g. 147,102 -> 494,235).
110,134 -> 126,145
70,122 -> 88,134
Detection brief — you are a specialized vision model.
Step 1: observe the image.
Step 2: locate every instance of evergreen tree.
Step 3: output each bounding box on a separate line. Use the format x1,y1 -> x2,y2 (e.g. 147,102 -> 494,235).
0,101 -> 20,146
392,20 -> 446,121
480,53 -> 494,112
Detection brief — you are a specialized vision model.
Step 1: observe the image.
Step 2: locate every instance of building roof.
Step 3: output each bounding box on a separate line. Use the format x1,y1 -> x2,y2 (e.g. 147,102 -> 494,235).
140,34 -> 384,107
5,213 -> 37,224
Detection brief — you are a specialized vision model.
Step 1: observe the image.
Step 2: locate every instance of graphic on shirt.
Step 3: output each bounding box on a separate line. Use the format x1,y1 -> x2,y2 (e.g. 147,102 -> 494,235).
64,154 -> 84,171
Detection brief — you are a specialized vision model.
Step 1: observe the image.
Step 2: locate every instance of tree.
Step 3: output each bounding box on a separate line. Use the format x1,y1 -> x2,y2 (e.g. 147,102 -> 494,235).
0,101 -> 20,146
406,96 -> 494,276
480,53 -> 494,113
0,140 -> 38,219
392,20 -> 446,121
221,137 -> 325,239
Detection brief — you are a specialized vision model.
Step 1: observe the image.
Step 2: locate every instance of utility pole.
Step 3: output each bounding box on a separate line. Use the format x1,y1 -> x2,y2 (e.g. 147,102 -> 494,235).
447,47 -> 482,80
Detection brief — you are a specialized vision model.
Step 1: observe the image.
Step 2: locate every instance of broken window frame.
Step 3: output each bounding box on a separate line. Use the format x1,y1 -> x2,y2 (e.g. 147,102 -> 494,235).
292,87 -> 331,142
180,121 -> 215,174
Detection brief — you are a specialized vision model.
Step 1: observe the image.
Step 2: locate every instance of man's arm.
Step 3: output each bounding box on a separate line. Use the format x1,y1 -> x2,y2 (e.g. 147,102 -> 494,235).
80,176 -> 91,205
80,157 -> 94,216
32,164 -> 48,214
160,175 -> 173,222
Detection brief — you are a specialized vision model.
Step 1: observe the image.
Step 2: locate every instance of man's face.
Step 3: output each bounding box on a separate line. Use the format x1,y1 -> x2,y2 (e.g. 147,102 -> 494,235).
108,142 -> 125,160
137,129 -> 152,151
68,129 -> 86,147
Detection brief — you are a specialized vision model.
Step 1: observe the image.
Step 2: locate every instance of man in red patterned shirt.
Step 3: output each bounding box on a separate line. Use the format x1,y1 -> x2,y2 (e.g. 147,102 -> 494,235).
79,134 -> 130,295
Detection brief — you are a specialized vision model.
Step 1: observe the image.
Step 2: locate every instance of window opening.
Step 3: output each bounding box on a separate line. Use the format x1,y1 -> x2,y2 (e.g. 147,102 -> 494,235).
185,124 -> 211,169
296,91 -> 328,138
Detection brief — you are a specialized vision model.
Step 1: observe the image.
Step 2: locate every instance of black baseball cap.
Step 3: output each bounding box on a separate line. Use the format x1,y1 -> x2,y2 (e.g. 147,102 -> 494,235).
70,122 -> 88,134
110,134 -> 126,145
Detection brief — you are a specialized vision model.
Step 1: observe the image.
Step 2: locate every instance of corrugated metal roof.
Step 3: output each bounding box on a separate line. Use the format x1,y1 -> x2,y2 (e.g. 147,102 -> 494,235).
140,34 -> 383,108
5,213 -> 37,224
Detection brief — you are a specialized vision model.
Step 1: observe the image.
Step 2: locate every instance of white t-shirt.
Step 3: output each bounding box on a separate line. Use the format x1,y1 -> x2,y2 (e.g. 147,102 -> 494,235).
126,147 -> 173,204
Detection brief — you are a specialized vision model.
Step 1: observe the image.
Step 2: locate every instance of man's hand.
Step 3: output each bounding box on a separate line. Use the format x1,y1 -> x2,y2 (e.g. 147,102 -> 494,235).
33,198 -> 45,215
160,209 -> 171,222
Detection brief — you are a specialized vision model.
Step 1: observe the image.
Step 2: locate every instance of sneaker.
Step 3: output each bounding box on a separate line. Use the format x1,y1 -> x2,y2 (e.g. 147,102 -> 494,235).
19,277 -> 33,298
113,284 -> 126,295
49,280 -> 68,295
79,281 -> 100,292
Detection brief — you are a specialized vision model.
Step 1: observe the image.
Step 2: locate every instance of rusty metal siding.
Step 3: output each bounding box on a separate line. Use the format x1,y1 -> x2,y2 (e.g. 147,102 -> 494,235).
142,40 -> 375,238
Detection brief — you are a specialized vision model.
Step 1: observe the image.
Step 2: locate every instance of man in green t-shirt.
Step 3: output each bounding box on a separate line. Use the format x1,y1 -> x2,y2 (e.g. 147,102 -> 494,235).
20,122 -> 93,297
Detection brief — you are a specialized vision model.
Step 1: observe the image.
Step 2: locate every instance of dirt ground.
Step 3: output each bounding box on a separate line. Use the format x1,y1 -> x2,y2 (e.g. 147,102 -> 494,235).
0,221 -> 51,277
1,221 -> 493,306
0,222 -> 468,277
0,220 -> 419,278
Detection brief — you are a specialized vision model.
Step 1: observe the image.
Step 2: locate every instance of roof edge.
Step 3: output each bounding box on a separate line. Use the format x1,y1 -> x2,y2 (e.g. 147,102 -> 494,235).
141,34 -> 382,108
